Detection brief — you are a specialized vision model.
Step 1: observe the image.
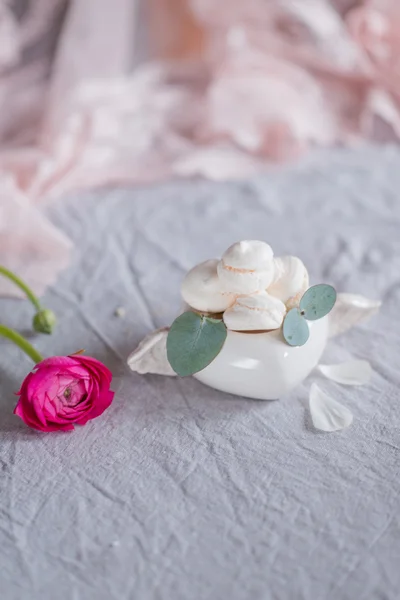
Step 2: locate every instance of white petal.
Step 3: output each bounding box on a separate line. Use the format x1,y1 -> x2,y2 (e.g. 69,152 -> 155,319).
309,383 -> 353,432
127,328 -> 176,376
318,360 -> 372,386
329,293 -> 381,338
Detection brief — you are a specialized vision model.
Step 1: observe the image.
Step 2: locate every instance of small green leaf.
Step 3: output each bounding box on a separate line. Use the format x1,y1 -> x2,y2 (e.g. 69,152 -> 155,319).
300,284 -> 337,321
167,311 -> 227,376
283,308 -> 310,347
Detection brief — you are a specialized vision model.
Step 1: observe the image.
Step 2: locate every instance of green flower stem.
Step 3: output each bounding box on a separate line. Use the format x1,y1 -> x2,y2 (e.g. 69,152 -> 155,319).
0,324 -> 44,364
0,266 -> 42,311
0,266 -> 56,335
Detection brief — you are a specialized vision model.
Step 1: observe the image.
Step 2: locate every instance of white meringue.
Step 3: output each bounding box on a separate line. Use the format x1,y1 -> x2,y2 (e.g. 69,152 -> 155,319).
268,256 -> 309,309
217,240 -> 274,294
181,259 -> 236,313
223,291 -> 286,331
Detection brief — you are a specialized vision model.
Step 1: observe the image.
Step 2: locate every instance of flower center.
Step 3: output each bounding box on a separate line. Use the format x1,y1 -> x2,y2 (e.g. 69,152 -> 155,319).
64,387 -> 72,400
58,379 -> 87,407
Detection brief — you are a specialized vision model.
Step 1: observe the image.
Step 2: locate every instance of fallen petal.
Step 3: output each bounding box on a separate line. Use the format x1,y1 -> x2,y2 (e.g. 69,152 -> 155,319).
127,328 -> 176,377
318,360 -> 373,385
328,293 -> 381,337
309,383 -> 353,432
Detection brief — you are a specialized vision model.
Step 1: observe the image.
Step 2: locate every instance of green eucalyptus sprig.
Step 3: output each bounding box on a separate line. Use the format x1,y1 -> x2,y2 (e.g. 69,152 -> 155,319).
0,266 -> 56,334
283,284 -> 336,346
167,311 -> 227,376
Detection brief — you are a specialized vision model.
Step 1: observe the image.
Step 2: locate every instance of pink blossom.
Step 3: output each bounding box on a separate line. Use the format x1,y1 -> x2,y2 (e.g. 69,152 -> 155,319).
14,355 -> 114,432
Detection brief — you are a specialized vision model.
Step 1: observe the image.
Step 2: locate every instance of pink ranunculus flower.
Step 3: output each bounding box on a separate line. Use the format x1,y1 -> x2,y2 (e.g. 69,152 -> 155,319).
14,355 -> 114,432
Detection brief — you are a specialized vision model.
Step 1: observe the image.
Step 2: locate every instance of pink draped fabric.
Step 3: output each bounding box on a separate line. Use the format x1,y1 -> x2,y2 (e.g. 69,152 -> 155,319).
1,0 -> 400,295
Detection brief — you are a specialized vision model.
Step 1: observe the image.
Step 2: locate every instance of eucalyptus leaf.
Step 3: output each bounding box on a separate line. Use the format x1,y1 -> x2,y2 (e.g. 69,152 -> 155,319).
283,308 -> 309,347
300,284 -> 337,321
167,311 -> 227,376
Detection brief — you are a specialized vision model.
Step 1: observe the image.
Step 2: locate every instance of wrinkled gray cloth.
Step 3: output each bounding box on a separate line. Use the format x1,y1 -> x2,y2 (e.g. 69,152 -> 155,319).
1,146 -> 400,600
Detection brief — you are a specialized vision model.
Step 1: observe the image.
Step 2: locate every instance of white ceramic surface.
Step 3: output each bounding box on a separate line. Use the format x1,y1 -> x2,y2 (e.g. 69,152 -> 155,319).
193,317 -> 329,400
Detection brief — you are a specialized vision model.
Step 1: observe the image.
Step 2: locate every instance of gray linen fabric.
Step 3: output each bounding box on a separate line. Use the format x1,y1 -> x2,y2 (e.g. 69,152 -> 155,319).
1,146 -> 400,600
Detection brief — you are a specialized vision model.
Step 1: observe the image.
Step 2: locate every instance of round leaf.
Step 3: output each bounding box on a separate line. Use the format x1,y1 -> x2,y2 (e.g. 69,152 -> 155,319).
300,284 -> 337,321
283,308 -> 310,347
167,312 -> 227,376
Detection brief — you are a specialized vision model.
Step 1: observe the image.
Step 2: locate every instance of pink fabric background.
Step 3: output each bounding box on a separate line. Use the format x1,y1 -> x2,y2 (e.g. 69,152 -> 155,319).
1,0 -> 400,295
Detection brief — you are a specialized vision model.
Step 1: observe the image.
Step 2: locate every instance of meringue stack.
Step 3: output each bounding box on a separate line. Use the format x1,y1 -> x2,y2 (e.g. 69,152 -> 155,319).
181,240 -> 309,332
